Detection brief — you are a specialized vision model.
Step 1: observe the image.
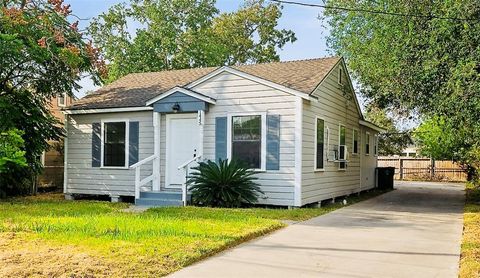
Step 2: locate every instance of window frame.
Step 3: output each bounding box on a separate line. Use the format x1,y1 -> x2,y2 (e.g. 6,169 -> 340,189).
57,93 -> 66,107
314,116 -> 325,172
352,128 -> 359,155
338,123 -> 347,170
100,119 -> 130,169
365,131 -> 371,156
374,134 -> 378,156
227,112 -> 267,171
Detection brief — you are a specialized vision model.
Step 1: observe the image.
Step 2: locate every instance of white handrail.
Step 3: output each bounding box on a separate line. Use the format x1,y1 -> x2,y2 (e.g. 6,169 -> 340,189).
178,155 -> 202,206
130,154 -> 156,169
178,155 -> 201,170
131,154 -> 158,200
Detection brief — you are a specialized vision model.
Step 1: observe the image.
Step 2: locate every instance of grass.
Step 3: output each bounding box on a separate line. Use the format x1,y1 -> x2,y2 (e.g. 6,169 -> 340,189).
460,182 -> 480,278
0,190 -> 384,277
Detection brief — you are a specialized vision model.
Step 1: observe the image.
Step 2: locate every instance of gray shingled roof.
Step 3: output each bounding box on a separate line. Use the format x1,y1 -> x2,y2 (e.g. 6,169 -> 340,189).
69,57 -> 341,110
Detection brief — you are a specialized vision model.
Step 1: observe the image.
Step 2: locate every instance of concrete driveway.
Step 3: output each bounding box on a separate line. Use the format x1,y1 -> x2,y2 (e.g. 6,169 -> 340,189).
170,181 -> 465,278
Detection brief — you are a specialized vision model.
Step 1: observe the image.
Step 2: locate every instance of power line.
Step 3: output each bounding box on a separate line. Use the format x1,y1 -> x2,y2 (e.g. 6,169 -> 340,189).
270,0 -> 480,22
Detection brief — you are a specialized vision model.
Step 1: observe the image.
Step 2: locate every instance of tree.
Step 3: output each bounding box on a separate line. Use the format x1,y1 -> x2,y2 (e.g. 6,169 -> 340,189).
414,116 -> 479,179
414,117 -> 457,160
0,128 -> 26,197
0,129 -> 26,173
364,104 -> 411,156
324,0 -> 480,175
0,0 -> 104,195
88,0 -> 296,82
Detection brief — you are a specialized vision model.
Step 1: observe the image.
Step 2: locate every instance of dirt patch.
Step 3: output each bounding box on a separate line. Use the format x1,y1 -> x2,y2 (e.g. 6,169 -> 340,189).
0,233 -> 115,278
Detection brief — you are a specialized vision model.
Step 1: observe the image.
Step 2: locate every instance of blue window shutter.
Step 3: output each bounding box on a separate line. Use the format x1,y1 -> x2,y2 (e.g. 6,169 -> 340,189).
215,117 -> 227,162
91,122 -> 101,167
129,121 -> 139,166
266,115 -> 280,170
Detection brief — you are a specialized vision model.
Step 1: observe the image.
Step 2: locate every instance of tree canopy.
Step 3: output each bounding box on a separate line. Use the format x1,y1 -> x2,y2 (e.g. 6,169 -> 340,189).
364,105 -> 411,156
88,0 -> 296,82
0,0 -> 103,194
324,0 -> 480,173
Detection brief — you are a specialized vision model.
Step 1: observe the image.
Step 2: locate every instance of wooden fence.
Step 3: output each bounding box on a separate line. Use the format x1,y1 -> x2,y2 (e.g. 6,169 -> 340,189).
377,157 -> 467,182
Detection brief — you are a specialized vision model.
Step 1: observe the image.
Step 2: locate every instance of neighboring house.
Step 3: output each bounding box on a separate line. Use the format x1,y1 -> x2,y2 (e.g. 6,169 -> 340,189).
63,57 -> 384,207
400,145 -> 420,158
39,93 -> 74,189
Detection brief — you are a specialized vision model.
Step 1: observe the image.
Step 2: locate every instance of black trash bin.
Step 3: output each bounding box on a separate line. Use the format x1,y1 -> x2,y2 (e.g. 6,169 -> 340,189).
376,167 -> 395,190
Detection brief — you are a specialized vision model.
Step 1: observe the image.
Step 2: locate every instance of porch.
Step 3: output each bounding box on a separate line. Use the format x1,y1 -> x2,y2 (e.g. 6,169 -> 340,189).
130,87 -> 214,207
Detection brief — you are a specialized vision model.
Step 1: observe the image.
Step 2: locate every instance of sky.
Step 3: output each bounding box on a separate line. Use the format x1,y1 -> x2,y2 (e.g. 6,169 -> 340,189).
64,0 -> 332,98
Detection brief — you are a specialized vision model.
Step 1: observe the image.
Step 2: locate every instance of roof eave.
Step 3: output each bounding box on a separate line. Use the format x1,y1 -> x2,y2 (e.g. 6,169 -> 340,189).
359,119 -> 386,133
64,106 -> 153,115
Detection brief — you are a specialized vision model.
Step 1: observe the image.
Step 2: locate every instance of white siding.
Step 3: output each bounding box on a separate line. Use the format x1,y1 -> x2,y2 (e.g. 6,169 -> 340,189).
301,63 -> 378,205
65,64 -> 378,206
193,72 -> 297,206
66,111 -> 154,197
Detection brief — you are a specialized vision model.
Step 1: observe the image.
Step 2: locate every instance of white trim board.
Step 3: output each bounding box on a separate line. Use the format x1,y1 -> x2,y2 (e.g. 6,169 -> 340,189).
63,114 -> 69,193
64,107 -> 153,115
294,97 -> 303,207
145,86 -> 216,106
187,66 -> 318,102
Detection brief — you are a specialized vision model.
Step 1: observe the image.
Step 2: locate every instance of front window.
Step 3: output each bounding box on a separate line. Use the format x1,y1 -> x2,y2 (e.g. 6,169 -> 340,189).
315,118 -> 324,170
103,122 -> 127,167
232,115 -> 261,169
353,129 -> 359,154
339,125 -> 346,169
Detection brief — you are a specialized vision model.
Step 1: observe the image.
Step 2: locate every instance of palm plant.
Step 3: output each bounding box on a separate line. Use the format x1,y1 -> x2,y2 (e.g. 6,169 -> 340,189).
187,159 -> 263,208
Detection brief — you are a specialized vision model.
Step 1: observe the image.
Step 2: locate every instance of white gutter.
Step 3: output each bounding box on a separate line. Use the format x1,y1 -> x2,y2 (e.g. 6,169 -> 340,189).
64,106 -> 153,115
359,120 -> 386,133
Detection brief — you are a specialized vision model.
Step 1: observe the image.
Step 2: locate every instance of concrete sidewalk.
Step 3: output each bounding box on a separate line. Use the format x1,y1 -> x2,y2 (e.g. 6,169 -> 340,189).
169,182 -> 465,278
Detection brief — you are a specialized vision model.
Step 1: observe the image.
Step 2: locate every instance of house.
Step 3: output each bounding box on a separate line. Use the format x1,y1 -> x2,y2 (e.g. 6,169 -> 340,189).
63,57 -> 384,207
38,93 -> 75,189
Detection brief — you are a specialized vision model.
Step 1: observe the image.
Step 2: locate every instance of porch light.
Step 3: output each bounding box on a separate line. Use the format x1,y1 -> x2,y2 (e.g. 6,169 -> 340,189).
172,103 -> 180,113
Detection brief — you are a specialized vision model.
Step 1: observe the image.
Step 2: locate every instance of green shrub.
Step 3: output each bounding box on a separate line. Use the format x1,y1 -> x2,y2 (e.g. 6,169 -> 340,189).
187,159 -> 263,208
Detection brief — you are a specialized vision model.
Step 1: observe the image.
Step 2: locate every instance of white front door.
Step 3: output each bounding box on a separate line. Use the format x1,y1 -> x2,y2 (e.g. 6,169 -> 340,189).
165,114 -> 200,188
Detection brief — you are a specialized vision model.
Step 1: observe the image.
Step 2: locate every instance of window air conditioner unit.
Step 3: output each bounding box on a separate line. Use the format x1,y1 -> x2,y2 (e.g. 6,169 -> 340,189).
327,150 -> 337,162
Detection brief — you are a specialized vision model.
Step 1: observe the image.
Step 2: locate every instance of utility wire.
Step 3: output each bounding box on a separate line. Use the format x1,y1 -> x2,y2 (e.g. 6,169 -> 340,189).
270,0 -> 480,22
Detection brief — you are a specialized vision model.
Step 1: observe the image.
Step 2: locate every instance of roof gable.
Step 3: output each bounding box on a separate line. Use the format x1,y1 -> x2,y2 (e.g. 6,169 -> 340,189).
312,58 -> 364,120
186,66 -> 317,101
146,87 -> 216,106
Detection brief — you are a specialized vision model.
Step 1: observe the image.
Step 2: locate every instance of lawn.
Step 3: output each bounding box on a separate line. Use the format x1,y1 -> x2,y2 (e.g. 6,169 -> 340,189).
0,191 -> 382,277
459,182 -> 480,278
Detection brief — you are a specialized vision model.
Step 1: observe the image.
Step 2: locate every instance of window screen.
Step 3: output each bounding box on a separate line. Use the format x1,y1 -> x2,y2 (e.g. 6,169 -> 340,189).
104,122 -> 126,167
232,115 -> 261,169
316,118 -> 324,169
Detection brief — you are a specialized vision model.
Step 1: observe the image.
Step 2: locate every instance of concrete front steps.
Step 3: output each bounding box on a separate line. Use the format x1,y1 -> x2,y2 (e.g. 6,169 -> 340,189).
135,191 -> 191,207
